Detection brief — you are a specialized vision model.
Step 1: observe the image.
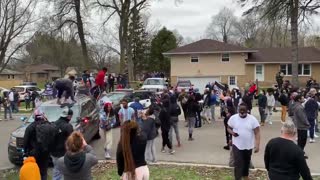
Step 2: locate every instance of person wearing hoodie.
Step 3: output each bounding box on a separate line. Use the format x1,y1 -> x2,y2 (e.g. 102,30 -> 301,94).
255,90 -> 267,126
278,90 -> 290,123
293,95 -> 310,158
288,92 -> 299,124
304,88 -> 318,143
159,100 -> 175,154
51,107 -> 74,180
20,156 -> 41,180
56,132 -> 98,180
117,121 -> 149,180
169,95 -> 182,147
266,90 -> 276,125
142,107 -> 158,163
186,95 -> 200,141
55,76 -> 76,104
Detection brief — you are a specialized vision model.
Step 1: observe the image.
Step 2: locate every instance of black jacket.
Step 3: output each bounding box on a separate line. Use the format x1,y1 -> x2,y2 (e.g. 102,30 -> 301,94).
51,117 -> 73,158
24,121 -> 41,156
186,99 -> 199,118
256,94 -> 267,108
159,105 -> 171,131
278,94 -> 289,106
142,117 -> 157,140
242,94 -> 253,110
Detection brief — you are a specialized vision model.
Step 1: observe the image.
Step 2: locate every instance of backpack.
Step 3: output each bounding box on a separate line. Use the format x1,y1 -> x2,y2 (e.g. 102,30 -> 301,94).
36,121 -> 58,152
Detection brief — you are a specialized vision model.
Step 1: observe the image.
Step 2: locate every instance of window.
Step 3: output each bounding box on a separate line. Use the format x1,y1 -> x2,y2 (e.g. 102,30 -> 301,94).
229,76 -> 236,85
280,64 -> 311,76
38,73 -> 45,78
222,53 -> 230,62
11,75 -> 15,79
255,65 -> 264,81
7,75 -> 10,79
190,56 -> 199,63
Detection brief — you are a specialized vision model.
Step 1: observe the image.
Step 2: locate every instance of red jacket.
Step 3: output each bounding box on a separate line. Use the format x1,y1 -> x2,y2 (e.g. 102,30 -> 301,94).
95,70 -> 106,87
249,84 -> 257,94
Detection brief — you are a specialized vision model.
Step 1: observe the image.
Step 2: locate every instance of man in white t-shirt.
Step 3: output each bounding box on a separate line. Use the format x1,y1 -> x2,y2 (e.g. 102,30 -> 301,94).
228,103 -> 261,180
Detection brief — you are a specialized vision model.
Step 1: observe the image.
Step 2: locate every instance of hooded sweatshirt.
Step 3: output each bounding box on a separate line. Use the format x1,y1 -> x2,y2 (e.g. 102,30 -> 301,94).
293,102 -> 310,130
20,157 -> 41,180
56,145 -> 98,180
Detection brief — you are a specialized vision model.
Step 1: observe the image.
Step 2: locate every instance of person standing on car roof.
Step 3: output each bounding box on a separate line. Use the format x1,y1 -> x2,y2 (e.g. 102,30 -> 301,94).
55,76 -> 76,105
95,67 -> 108,90
51,107 -> 74,180
23,110 -> 51,180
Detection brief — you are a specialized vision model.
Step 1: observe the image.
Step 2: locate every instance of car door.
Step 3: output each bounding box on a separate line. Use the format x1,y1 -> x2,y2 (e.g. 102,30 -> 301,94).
81,100 -> 99,140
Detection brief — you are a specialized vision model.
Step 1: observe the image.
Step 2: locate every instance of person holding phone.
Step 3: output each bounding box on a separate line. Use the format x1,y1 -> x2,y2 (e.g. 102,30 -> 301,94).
227,103 -> 261,180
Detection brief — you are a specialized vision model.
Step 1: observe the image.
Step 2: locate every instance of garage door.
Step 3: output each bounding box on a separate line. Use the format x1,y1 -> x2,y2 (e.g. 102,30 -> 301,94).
178,76 -> 221,94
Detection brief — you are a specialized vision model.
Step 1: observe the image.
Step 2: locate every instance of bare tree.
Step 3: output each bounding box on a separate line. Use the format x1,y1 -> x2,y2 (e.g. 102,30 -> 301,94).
205,7 -> 236,43
0,0 -> 37,73
234,15 -> 260,47
51,0 -> 91,68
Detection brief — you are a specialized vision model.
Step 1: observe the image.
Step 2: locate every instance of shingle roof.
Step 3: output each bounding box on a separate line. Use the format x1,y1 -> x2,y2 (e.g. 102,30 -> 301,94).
26,63 -> 59,72
0,69 -> 23,75
164,39 -> 255,55
246,47 -> 320,63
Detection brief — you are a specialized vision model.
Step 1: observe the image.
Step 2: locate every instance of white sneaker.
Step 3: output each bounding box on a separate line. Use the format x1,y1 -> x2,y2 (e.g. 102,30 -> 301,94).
104,150 -> 111,159
269,121 -> 273,125
315,134 -> 319,138
310,139 -> 316,143
169,150 -> 175,154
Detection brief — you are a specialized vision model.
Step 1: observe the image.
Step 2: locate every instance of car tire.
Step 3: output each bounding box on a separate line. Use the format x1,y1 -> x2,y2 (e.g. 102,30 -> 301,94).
92,129 -> 101,140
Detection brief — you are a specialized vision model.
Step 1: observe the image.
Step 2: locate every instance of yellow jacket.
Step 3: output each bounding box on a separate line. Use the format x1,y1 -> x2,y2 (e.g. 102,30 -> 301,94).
19,157 -> 41,180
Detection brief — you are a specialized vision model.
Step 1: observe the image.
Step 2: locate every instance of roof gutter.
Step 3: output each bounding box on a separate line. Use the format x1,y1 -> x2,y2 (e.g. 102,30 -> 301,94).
163,50 -> 258,56
245,61 -> 320,64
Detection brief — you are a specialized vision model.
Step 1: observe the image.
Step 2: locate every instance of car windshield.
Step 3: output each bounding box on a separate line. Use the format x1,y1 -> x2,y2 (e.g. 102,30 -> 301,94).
143,79 -> 164,85
106,93 -> 127,103
13,87 -> 25,92
26,105 -> 80,123
178,82 -> 191,87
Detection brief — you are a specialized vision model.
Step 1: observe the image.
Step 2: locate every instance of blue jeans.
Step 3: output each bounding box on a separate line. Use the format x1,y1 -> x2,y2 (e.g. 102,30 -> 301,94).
4,106 -> 12,119
51,156 -> 63,180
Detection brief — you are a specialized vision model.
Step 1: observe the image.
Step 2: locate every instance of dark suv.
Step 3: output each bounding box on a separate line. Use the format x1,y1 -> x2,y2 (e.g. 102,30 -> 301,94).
8,95 -> 100,165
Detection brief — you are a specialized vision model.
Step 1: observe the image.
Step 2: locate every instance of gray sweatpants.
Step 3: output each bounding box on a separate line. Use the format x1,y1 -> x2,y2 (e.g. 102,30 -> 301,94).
169,122 -> 180,144
187,117 -> 196,134
145,139 -> 156,162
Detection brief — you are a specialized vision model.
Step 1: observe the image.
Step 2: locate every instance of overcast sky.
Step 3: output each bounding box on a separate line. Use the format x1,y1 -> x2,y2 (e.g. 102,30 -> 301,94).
149,0 -> 244,39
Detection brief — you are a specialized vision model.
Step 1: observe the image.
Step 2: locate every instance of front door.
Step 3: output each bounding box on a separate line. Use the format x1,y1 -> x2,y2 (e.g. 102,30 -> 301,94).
255,64 -> 264,81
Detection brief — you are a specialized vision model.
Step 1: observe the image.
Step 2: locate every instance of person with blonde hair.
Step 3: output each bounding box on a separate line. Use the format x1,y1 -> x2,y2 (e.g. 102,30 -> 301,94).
117,121 -> 149,180
56,132 -> 98,180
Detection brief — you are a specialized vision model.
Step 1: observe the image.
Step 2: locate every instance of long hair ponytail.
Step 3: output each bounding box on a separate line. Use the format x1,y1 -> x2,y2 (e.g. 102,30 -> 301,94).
120,121 -> 138,179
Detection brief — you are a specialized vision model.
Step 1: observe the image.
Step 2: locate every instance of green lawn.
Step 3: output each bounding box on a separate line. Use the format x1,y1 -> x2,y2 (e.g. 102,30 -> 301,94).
1,163 -> 319,180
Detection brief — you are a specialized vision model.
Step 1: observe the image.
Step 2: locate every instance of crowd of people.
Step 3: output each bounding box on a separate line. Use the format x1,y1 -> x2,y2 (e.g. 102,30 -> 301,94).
15,67 -> 319,180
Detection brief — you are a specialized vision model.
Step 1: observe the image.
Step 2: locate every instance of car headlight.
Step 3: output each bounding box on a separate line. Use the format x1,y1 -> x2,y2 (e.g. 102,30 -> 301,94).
9,136 -> 17,147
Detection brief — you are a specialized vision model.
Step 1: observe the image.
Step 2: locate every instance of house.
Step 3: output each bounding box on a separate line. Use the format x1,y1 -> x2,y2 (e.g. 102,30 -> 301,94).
25,64 -> 61,82
0,69 -> 24,88
164,39 -> 320,92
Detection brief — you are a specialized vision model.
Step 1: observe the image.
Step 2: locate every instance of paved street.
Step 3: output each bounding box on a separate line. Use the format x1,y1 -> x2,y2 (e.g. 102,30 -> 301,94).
1,108 -> 320,174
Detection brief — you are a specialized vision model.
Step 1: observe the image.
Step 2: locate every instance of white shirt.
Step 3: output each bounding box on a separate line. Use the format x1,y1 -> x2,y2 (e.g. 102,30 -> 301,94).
228,114 -> 260,150
8,92 -> 14,102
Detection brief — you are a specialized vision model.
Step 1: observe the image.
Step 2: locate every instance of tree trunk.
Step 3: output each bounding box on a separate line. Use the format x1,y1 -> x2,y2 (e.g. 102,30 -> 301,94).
74,0 -> 90,69
290,0 -> 299,87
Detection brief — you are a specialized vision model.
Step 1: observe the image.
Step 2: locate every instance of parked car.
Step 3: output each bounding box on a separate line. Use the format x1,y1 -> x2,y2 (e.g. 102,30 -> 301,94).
176,80 -> 192,93
12,86 -> 43,101
20,82 -> 37,86
0,87 -> 9,96
8,96 -> 100,165
140,78 -> 168,92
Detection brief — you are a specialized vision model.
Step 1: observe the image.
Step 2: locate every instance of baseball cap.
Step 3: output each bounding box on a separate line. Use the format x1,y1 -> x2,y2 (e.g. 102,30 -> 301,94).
60,107 -> 73,117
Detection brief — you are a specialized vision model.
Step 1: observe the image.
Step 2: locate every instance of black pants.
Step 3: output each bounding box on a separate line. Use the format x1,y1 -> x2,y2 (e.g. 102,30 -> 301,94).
297,129 -> 308,151
182,104 -> 187,120
108,83 -> 114,92
195,111 -> 202,128
224,118 -> 231,144
258,107 -> 266,123
161,129 -> 172,149
35,152 -> 50,180
233,145 -> 252,180
25,100 -> 30,110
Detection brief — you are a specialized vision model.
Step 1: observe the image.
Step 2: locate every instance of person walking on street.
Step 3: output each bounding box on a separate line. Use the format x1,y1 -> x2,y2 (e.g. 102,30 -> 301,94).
25,90 -> 31,110
178,89 -> 189,121
264,121 -> 313,180
159,100 -> 175,154
3,95 -> 13,120
255,90 -> 267,126
108,74 -> 115,92
227,103 -> 261,180
266,90 -> 275,125
278,90 -> 290,123
23,111 -> 51,180
13,89 -> 20,113
210,90 -> 217,122
142,107 -> 158,163
8,89 -> 15,113
293,95 -> 310,158
51,107 -> 74,180
241,92 -> 253,114
56,132 -> 98,180
169,95 -> 182,147
118,99 -> 135,125
101,103 -> 115,159
186,95 -> 200,141
288,92 -> 299,124
304,88 -> 318,143
116,121 -> 149,180
223,106 -> 235,150
194,88 -> 203,128
202,88 -> 212,124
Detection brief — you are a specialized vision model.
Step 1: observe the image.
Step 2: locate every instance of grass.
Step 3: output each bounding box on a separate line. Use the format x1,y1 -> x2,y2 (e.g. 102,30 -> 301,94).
1,163 -> 319,180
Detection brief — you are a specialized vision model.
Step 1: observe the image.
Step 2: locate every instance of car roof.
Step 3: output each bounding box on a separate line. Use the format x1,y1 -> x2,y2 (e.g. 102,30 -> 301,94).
177,80 -> 191,83
145,78 -> 164,80
40,95 -> 92,107
133,90 -> 155,93
13,85 -> 37,88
